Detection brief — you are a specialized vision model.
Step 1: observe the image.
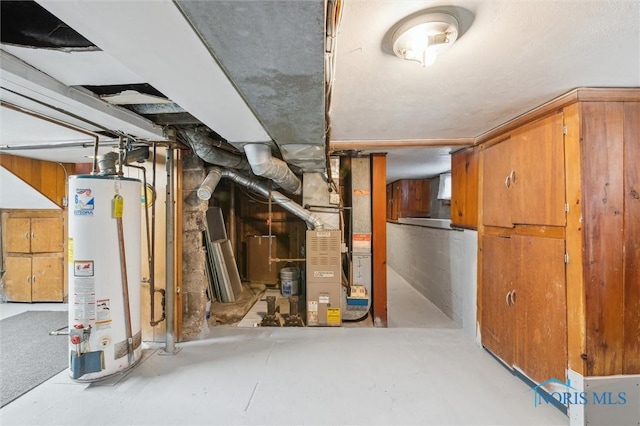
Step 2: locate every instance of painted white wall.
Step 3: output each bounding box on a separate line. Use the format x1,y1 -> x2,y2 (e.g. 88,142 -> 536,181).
0,168 -> 59,210
387,221 -> 477,341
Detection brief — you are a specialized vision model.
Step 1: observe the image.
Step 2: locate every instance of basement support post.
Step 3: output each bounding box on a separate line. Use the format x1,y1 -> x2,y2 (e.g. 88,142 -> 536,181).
371,154 -> 388,327
161,147 -> 180,355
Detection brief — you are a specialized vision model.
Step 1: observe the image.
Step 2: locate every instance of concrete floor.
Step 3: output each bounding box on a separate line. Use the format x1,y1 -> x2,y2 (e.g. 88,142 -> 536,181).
0,267 -> 568,425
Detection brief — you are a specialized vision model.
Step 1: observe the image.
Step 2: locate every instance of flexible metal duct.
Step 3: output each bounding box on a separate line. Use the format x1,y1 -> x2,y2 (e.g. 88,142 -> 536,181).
243,143 -> 302,195
198,167 -> 325,230
178,128 -> 250,171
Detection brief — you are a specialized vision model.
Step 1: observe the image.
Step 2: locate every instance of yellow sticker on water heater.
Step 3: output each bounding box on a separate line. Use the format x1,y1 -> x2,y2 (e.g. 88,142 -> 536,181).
113,195 -> 124,219
68,238 -> 74,262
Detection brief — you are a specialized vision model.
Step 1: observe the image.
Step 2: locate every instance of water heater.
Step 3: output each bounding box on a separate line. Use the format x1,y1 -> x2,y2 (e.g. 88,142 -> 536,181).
67,175 -> 142,381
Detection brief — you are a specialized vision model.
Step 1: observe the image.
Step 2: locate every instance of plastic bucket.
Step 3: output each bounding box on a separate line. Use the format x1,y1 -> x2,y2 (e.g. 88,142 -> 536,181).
280,267 -> 300,297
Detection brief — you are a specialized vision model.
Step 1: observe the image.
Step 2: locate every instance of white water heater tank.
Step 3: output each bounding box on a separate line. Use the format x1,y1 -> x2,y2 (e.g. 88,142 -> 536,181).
68,175 -> 142,381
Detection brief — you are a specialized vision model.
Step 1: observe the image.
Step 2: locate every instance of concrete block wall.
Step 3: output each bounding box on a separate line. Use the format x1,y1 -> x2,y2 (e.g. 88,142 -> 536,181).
387,222 -> 477,341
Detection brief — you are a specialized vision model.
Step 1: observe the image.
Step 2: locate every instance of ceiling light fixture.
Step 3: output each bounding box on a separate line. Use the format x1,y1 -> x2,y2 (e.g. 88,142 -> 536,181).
392,12 -> 459,67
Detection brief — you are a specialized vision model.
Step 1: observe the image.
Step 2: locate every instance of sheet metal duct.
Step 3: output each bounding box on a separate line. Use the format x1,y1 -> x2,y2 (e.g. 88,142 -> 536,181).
243,143 -> 302,195
197,167 -> 325,230
178,128 -> 249,171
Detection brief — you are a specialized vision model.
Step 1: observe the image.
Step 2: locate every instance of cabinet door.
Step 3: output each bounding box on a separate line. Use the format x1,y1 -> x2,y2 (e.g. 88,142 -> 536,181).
5,218 -> 31,253
481,235 -> 516,366
514,235 -> 567,384
482,140 -> 513,228
31,256 -> 64,302
451,147 -> 479,229
511,112 -> 566,226
4,256 -> 32,302
30,217 -> 63,253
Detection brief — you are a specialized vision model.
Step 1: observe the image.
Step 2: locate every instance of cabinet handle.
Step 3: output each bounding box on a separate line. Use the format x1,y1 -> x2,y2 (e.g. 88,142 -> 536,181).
510,289 -> 516,305
32,275 -> 36,283
27,276 -> 31,284
504,175 -> 511,189
25,232 -> 30,240
505,290 -> 512,306
31,232 -> 35,239
510,170 -> 516,185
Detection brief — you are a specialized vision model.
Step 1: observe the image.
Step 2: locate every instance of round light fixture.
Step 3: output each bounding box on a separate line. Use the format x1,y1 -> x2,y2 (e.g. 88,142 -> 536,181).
392,12 -> 459,67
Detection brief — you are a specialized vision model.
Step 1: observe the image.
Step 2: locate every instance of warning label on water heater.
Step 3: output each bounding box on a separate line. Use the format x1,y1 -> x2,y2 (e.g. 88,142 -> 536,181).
74,260 -> 94,277
314,271 -> 334,278
96,299 -> 112,330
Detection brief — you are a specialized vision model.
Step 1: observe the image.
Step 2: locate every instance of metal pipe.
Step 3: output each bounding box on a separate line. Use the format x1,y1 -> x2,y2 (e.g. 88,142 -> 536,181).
150,145 -> 165,326
243,143 -> 302,194
200,167 -> 327,230
229,181 -> 237,261
164,147 -> 176,354
0,100 -> 102,174
125,164 -> 153,310
1,141 -> 120,151
268,186 -> 272,272
178,128 -> 249,171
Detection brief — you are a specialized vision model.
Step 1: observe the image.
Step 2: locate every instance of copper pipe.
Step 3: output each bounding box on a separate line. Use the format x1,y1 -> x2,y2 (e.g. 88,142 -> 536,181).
115,203 -> 134,366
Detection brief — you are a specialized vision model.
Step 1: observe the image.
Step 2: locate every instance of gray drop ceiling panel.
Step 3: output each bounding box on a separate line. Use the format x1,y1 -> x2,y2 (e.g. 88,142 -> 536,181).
176,0 -> 326,155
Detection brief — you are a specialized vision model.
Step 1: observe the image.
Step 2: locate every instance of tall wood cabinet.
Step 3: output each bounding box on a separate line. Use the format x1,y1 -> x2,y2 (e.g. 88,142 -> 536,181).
478,89 -> 640,390
1,211 -> 64,302
451,146 -> 478,229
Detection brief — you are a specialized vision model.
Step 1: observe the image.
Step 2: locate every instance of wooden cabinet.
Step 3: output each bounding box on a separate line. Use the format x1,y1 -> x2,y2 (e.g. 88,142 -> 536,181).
5,217 -> 63,253
482,112 -> 565,228
451,146 -> 478,229
481,235 -> 515,366
4,255 -> 63,302
479,90 -> 640,386
386,179 -> 430,220
481,234 -> 567,384
1,211 -> 65,302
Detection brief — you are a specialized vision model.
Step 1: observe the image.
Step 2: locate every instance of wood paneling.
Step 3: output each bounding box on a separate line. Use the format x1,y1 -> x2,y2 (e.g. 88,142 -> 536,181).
371,154 -> 387,327
451,146 -> 478,229
564,102 -> 587,375
623,102 -> 640,374
581,102 -> 625,376
0,154 -> 74,208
